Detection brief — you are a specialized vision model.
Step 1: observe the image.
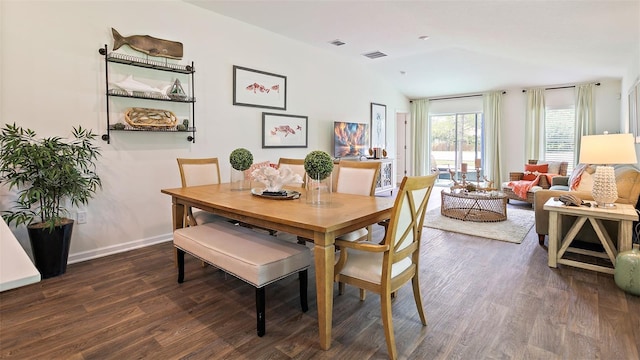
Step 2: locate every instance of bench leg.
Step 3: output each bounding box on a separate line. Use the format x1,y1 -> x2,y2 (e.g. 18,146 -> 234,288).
177,248 -> 185,283
256,287 -> 266,337
299,269 -> 308,312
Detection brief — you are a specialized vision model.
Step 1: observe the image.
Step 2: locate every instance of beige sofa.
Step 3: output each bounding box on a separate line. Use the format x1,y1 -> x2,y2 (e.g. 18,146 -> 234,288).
533,164 -> 640,246
502,160 -> 568,204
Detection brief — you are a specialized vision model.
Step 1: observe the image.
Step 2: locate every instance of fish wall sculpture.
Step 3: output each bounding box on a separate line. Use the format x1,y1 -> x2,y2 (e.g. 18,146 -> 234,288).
112,28 -> 183,60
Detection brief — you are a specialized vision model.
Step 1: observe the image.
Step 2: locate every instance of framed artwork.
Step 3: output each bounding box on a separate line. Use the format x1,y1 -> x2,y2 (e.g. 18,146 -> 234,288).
233,65 -> 287,110
370,102 -> 386,148
629,78 -> 640,143
262,112 -> 308,148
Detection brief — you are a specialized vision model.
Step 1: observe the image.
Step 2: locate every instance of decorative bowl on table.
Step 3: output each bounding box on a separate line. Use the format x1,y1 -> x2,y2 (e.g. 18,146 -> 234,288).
251,166 -> 303,193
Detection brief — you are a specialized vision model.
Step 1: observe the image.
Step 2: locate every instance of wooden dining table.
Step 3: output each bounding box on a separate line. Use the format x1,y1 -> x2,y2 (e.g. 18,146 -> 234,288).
161,183 -> 395,350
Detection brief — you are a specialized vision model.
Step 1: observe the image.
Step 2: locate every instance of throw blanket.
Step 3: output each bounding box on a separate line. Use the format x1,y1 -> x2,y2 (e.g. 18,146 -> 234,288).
507,173 -> 557,199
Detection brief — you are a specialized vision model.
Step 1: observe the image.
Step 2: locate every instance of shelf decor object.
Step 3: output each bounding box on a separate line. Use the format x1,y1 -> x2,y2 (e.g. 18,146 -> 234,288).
233,65 -> 286,110
578,133 -> 638,207
262,113 -> 308,148
167,79 -> 187,100
124,107 -> 178,129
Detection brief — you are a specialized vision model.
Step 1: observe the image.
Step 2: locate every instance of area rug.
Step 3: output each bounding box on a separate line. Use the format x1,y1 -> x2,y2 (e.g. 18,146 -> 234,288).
423,207 -> 535,244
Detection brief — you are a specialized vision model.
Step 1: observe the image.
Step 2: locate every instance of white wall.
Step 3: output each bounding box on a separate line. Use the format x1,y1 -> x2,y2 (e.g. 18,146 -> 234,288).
0,1 -> 408,262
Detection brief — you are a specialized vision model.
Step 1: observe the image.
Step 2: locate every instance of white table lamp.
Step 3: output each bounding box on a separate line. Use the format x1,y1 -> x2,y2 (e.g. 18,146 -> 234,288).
578,133 -> 638,207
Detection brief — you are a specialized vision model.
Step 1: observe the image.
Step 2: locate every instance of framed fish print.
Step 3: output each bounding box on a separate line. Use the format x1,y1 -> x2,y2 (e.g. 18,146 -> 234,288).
233,66 -> 287,110
262,113 -> 307,148
370,102 -> 386,148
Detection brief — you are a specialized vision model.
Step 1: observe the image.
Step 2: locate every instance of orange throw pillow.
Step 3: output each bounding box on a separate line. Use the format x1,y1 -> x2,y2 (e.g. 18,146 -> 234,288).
522,164 -> 548,181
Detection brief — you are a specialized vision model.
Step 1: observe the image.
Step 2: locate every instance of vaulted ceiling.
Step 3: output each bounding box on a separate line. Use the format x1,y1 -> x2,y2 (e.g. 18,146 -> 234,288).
186,0 -> 640,99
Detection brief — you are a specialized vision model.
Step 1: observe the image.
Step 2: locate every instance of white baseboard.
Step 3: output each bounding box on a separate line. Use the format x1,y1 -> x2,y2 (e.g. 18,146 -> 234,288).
68,233 -> 173,264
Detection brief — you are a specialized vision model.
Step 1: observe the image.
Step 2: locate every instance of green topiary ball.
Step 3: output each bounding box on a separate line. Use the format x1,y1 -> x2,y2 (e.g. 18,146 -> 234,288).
176,124 -> 186,131
229,148 -> 253,171
304,150 -> 334,180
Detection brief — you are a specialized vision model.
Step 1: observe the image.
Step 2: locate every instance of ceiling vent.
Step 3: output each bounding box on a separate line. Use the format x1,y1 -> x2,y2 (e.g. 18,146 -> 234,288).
362,51 -> 387,59
329,39 -> 346,46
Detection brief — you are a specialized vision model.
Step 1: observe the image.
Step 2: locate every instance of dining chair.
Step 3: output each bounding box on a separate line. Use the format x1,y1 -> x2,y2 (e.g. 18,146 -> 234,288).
176,157 -> 223,226
334,174 -> 436,360
335,160 -> 381,242
277,157 -> 306,187
333,160 -> 382,299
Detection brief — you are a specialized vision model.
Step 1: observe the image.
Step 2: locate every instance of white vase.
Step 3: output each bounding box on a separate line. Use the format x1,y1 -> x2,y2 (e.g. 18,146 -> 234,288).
230,168 -> 251,191
306,173 -> 332,206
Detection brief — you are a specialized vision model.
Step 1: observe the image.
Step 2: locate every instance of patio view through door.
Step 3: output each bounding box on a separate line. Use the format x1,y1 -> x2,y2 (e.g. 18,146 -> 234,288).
430,112 -> 484,184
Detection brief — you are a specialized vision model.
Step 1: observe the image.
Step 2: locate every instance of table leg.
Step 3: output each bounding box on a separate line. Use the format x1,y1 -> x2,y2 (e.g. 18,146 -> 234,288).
314,240 -> 335,350
619,220 -> 633,253
172,200 -> 186,266
548,211 -> 559,268
171,199 -> 186,231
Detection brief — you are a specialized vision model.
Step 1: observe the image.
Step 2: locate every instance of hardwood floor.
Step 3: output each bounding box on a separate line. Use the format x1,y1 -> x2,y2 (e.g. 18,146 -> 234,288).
2,209 -> 639,359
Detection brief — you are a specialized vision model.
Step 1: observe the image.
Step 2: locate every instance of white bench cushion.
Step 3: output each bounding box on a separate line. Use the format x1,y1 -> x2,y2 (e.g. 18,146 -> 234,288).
173,221 -> 310,288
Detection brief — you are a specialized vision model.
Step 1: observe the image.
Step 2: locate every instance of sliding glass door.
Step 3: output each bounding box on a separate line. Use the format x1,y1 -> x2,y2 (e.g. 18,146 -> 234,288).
430,112 -> 484,182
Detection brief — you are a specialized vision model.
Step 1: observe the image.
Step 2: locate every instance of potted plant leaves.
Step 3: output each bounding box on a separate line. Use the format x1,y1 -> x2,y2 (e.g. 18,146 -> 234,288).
229,147 -> 253,190
0,123 -> 102,278
304,150 -> 334,205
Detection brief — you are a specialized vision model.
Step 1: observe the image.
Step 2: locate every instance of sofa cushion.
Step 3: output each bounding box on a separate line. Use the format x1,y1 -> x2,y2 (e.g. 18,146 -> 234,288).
575,170 -> 594,192
615,165 -> 640,206
538,161 -> 561,175
569,164 -> 596,190
523,164 -> 548,180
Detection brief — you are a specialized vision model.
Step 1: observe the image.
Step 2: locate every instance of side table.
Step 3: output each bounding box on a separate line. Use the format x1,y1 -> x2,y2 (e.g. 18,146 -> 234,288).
544,198 -> 638,274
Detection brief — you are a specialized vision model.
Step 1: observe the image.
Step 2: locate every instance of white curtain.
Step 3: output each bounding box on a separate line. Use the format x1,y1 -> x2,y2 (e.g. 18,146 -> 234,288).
410,99 -> 430,176
525,88 -> 546,161
574,83 -> 595,164
483,91 -> 503,185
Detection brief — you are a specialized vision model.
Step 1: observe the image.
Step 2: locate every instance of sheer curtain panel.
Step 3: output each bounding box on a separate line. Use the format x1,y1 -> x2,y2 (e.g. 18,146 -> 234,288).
574,83 -> 595,164
483,91 -> 504,185
410,99 -> 430,176
525,88 -> 546,161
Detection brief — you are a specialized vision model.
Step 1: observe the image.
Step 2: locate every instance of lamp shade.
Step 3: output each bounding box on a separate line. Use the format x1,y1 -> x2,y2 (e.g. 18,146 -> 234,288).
579,133 -> 637,165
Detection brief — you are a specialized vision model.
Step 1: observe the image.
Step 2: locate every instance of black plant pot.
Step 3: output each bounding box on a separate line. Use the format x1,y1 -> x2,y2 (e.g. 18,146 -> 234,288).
27,220 -> 74,279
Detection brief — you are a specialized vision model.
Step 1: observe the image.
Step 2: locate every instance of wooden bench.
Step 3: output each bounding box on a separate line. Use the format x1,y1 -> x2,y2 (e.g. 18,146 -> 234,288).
173,221 -> 311,337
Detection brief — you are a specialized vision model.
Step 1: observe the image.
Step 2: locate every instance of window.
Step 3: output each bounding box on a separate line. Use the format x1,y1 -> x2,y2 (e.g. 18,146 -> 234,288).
544,107 -> 575,172
430,112 -> 484,182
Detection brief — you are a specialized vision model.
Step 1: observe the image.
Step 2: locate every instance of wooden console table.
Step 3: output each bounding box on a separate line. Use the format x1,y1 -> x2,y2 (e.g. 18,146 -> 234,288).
544,198 -> 638,274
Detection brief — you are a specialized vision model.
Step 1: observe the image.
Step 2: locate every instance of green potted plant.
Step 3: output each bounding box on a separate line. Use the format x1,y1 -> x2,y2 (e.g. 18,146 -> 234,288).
229,148 -> 253,190
304,150 -> 334,205
0,123 -> 102,278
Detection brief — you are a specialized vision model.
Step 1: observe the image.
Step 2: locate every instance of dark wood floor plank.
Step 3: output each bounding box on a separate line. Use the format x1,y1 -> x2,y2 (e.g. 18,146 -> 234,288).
2,201 -> 639,359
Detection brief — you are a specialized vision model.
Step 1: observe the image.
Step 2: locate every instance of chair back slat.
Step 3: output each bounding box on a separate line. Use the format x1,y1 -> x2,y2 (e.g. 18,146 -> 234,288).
177,158 -> 221,187
384,175 -> 436,268
335,160 -> 381,196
